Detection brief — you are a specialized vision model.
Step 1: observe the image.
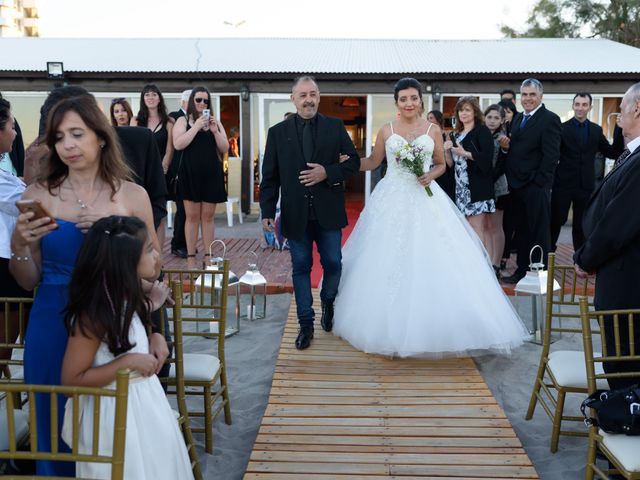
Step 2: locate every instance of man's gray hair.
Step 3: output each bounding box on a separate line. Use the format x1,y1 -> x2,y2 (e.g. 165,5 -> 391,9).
624,82 -> 640,111
521,78 -> 543,94
181,89 -> 192,103
292,75 -> 318,93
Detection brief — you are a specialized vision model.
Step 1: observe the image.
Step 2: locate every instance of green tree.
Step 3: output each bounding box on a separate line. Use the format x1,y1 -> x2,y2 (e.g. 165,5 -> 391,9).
501,0 -> 640,48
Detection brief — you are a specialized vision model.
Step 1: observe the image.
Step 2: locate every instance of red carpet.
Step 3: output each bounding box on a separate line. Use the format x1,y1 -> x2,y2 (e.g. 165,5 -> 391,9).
310,196 -> 364,288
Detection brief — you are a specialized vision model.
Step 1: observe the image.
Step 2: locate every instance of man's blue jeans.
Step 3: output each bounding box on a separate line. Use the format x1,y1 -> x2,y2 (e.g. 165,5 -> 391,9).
288,221 -> 342,328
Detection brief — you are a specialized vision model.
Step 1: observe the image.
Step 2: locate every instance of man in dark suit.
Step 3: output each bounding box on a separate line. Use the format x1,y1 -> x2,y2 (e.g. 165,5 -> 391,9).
502,78 -> 562,284
261,76 -> 360,349
550,92 -> 619,252
574,82 -> 640,389
168,89 -> 191,258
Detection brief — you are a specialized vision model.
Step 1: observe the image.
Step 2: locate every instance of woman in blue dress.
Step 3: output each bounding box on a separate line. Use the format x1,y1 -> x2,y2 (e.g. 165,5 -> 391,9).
10,92 -> 167,476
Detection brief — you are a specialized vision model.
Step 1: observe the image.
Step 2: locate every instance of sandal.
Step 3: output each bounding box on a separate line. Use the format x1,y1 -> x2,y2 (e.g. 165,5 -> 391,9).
202,253 -> 212,269
186,254 -> 197,270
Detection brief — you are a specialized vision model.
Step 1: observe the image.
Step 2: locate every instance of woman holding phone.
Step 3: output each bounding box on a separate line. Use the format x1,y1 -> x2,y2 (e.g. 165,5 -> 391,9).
9,92 -> 167,476
172,86 -> 228,269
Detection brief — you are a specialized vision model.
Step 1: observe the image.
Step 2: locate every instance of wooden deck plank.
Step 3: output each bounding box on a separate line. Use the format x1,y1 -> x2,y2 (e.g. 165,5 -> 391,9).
244,290 -> 538,479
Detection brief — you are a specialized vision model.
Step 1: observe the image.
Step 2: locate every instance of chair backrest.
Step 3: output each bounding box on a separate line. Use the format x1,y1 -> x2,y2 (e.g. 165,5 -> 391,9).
541,253 -> 593,347
0,296 -> 32,383
0,369 -> 129,480
579,297 -> 640,394
156,282 -> 203,480
162,261 -> 230,363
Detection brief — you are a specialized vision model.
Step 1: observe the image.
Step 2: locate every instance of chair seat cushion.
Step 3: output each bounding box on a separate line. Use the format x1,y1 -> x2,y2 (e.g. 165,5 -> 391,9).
169,353 -> 220,381
0,409 -> 29,451
600,429 -> 640,472
547,350 -> 608,389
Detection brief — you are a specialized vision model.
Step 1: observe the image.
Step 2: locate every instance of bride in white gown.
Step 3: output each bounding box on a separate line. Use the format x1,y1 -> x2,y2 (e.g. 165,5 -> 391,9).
333,78 -> 528,358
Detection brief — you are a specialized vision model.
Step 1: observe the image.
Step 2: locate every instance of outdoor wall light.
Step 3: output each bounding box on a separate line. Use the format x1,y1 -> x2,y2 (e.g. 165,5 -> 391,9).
46,61 -> 64,79
240,84 -> 250,102
432,85 -> 441,103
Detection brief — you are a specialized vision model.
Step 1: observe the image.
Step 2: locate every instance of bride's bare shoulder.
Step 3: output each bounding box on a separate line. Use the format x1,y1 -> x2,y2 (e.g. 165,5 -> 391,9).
378,122 -> 393,140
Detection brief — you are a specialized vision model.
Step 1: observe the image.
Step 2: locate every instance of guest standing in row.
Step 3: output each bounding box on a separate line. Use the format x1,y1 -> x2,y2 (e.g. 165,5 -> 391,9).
109,98 -> 133,127
131,84 -> 174,250
502,79 -> 561,284
497,98 -> 518,271
173,87 -> 228,269
428,109 -> 455,201
443,96 -> 495,251
168,89 -> 190,259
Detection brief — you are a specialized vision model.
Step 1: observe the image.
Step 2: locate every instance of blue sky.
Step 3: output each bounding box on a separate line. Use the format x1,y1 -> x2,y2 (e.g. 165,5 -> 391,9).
37,0 -> 535,39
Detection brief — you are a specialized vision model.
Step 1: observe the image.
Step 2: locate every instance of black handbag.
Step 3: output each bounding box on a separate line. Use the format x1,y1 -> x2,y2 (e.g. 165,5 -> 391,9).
581,384 -> 640,435
169,151 -> 184,197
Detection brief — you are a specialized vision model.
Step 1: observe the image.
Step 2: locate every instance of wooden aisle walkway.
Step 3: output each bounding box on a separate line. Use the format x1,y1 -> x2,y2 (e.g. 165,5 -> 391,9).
244,291 -> 538,479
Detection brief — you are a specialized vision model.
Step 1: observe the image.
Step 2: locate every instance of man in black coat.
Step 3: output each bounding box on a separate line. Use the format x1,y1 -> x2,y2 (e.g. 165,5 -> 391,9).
550,92 -> 618,252
574,82 -> 640,389
502,78 -> 562,284
260,76 -> 360,349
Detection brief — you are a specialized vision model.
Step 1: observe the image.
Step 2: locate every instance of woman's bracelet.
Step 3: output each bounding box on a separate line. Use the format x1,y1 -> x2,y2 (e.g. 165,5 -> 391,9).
10,252 -> 30,262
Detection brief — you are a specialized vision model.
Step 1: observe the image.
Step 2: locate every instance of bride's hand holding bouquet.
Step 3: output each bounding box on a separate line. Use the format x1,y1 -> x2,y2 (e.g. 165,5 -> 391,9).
394,143 -> 433,197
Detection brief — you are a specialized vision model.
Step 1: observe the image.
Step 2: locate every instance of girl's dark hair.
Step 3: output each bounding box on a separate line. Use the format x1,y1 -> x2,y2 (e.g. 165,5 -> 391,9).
41,95 -> 132,198
109,98 -> 133,127
65,216 -> 151,356
427,110 -> 445,130
453,96 -> 484,133
0,98 -> 11,131
484,104 -> 505,119
135,84 -> 170,128
498,99 -> 518,115
187,86 -> 212,122
394,78 -> 423,102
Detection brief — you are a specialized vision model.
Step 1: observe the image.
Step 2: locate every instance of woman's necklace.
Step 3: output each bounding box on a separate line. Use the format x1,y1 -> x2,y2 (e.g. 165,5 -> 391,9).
67,178 -> 103,210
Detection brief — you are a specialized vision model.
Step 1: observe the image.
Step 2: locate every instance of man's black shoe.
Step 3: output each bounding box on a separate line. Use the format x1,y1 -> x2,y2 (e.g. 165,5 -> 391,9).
295,326 -> 314,350
320,302 -> 334,332
171,247 -> 188,259
502,272 -> 526,285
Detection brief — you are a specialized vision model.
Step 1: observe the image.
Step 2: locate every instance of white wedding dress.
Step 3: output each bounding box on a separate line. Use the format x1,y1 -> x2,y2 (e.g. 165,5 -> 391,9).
333,124 -> 528,358
62,314 -> 194,480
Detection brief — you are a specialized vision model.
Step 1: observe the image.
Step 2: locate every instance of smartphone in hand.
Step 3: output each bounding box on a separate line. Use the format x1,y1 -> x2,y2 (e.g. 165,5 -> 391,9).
449,131 -> 458,148
15,199 -> 58,227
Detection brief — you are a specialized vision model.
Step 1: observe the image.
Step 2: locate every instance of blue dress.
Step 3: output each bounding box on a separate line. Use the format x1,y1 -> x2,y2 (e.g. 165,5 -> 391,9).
24,219 -> 84,476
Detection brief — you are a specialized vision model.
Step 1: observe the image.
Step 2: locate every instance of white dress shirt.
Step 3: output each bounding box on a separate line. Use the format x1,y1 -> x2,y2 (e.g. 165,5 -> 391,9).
0,169 -> 26,259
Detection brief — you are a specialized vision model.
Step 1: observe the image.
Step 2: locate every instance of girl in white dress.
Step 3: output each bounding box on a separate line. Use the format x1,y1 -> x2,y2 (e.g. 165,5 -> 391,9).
61,215 -> 194,480
332,78 -> 528,358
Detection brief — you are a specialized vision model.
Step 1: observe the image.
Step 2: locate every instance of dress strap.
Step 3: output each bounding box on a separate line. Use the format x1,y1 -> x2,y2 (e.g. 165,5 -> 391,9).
389,122 -> 394,135
426,122 -> 434,136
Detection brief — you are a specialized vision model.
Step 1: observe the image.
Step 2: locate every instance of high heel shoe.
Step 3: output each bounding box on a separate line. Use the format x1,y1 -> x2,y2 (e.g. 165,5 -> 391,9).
186,254 -> 197,270
202,253 -> 212,269
499,259 -> 507,271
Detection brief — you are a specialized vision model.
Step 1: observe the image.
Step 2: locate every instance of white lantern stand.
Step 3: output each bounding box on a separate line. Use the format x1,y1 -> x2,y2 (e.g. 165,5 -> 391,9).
514,245 -> 561,345
239,251 -> 267,321
195,240 -> 241,337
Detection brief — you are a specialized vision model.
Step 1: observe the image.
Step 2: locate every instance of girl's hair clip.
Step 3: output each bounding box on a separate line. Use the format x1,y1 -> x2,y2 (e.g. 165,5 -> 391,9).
104,229 -> 111,235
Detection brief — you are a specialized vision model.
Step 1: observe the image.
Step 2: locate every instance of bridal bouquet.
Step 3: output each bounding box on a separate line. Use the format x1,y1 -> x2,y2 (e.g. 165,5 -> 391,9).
394,143 -> 433,197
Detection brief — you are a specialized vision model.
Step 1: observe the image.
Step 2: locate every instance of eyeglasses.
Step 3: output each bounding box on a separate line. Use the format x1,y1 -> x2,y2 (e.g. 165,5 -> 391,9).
194,98 -> 209,105
111,97 -> 126,104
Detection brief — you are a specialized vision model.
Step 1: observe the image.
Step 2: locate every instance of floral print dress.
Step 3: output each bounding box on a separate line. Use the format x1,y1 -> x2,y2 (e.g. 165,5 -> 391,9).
453,131 -> 496,216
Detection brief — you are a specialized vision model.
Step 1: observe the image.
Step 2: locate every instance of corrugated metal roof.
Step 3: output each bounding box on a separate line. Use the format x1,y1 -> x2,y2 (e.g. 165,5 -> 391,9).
1,37 -> 639,74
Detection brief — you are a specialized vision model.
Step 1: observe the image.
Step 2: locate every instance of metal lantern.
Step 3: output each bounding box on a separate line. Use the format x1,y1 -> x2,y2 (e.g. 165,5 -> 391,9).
239,251 -> 267,321
514,245 -> 561,344
195,240 -> 241,337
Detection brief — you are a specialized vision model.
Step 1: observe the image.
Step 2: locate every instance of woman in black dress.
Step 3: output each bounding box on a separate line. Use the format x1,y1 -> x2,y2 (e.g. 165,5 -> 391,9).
172,87 -> 228,269
132,84 -> 174,249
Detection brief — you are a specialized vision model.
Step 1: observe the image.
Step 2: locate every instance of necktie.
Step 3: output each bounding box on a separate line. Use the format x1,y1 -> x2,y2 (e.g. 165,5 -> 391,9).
613,148 -> 631,169
302,120 -> 313,163
520,114 -> 531,128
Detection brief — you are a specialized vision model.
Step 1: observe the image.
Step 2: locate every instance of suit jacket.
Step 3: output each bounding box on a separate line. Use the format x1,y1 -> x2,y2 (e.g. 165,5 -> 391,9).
506,104 -> 562,190
574,146 -> 640,310
554,119 -> 617,192
115,126 -> 167,229
260,113 -> 360,240
459,124 -> 495,202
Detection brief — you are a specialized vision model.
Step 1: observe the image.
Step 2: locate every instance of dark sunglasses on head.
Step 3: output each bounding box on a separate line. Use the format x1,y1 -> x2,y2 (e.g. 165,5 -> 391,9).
194,98 -> 209,105
111,97 -> 126,104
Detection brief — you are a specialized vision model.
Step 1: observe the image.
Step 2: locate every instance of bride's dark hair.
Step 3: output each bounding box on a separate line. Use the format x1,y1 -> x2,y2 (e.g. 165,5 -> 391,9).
394,78 -> 423,102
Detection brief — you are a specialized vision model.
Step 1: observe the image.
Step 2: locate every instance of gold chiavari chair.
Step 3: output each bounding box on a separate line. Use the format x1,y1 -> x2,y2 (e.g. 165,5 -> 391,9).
580,297 -> 640,480
157,282 -> 203,480
0,296 -> 32,385
0,369 -> 129,480
525,253 -> 602,452
161,266 -> 231,454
